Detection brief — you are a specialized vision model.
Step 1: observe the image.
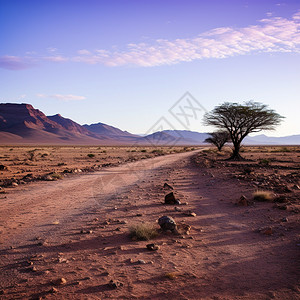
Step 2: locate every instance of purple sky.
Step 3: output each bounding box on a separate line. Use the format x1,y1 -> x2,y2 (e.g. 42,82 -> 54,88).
0,0 -> 300,136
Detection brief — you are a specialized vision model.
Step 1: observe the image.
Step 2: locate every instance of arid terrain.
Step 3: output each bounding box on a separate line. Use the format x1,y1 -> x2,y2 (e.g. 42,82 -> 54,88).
0,145 -> 299,299
0,146 -> 194,187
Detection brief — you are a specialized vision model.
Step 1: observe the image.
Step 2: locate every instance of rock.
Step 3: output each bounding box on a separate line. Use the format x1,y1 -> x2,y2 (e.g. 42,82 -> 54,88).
0,165 -> 8,171
273,203 -> 288,210
174,206 -> 182,212
146,243 -> 160,251
0,289 -> 5,295
108,279 -> 123,289
236,195 -> 251,206
54,278 -> 67,285
262,227 -> 273,235
281,217 -> 288,222
165,192 -> 181,205
293,184 -> 300,190
163,183 -> 173,190
138,259 -> 146,264
11,182 -> 18,187
49,287 -> 58,294
184,211 -> 197,217
177,223 -> 191,235
274,196 -> 288,203
158,216 -> 177,232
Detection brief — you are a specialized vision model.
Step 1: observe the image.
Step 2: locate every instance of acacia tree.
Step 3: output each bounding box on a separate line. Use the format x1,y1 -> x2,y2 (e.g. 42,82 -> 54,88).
204,131 -> 230,151
203,101 -> 284,160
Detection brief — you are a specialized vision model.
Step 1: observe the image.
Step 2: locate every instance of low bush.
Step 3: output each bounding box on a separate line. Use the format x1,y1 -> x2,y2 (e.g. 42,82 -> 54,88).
129,223 -> 158,241
253,190 -> 273,202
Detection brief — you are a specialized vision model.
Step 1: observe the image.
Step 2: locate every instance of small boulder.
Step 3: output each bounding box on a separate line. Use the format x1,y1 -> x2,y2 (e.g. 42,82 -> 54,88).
184,211 -> 197,217
158,216 -> 177,232
54,278 -> 67,286
0,165 -> 8,171
165,192 -> 181,205
108,279 -> 123,289
146,243 -> 160,251
236,195 -> 251,206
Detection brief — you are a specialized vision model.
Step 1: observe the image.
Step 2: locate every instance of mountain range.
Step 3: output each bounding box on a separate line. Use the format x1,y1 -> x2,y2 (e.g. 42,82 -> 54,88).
0,103 -> 299,145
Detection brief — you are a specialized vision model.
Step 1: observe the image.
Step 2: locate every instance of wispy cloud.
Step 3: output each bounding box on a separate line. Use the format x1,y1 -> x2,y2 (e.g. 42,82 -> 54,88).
0,56 -> 34,70
37,94 -> 86,101
43,56 -> 68,62
2,11 -> 300,70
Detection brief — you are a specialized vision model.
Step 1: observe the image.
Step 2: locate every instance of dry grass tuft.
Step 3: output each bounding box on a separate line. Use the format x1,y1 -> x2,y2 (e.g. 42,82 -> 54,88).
129,223 -> 158,241
253,190 -> 274,202
165,272 -> 181,280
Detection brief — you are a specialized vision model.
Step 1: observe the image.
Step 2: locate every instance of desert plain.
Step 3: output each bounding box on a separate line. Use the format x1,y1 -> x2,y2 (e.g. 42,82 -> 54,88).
0,145 -> 299,299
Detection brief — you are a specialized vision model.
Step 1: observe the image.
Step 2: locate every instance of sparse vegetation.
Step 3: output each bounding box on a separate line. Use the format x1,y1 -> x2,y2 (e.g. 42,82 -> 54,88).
151,149 -> 164,155
253,190 -> 274,202
50,173 -> 62,180
129,223 -> 158,241
165,272 -> 181,280
259,158 -> 270,165
204,131 -> 230,151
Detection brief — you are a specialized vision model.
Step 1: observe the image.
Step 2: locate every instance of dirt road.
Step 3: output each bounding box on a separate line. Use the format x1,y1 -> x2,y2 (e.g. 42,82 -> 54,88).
0,150 -> 299,299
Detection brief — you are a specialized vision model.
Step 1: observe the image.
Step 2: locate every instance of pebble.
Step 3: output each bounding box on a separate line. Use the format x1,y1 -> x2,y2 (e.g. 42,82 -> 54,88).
138,259 -> 146,264
108,279 -> 123,289
146,243 -> 160,251
55,278 -> 67,285
49,287 -> 58,293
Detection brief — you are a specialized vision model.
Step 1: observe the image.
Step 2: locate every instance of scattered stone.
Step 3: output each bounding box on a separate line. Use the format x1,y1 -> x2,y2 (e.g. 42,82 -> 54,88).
273,203 -> 288,210
158,216 -> 177,232
293,184 -> 300,190
49,287 -> 58,294
236,195 -> 251,206
80,229 -> 93,234
54,278 -> 67,285
146,243 -> 160,251
258,227 -> 273,235
138,259 -> 146,264
281,217 -> 288,222
108,279 -> 123,289
164,192 -> 181,205
274,196 -> 288,203
174,206 -> 182,212
267,291 -> 276,298
184,211 -> 197,217
163,183 -> 174,190
177,223 -> 191,235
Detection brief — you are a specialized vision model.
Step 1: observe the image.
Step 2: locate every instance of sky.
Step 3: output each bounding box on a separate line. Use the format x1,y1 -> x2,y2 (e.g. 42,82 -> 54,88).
0,0 -> 300,136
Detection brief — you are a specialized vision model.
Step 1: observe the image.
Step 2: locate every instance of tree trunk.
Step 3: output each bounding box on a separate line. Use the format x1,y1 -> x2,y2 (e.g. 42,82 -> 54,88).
230,143 -> 243,160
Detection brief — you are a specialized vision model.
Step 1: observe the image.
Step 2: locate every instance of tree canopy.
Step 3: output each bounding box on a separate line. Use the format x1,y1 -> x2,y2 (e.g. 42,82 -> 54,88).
203,101 -> 284,159
204,131 -> 230,151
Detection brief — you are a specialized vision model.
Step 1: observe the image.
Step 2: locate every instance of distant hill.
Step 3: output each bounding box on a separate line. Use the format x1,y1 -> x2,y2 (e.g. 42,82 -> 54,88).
244,134 -> 300,145
83,122 -> 138,140
0,103 -> 299,145
0,103 -> 108,144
